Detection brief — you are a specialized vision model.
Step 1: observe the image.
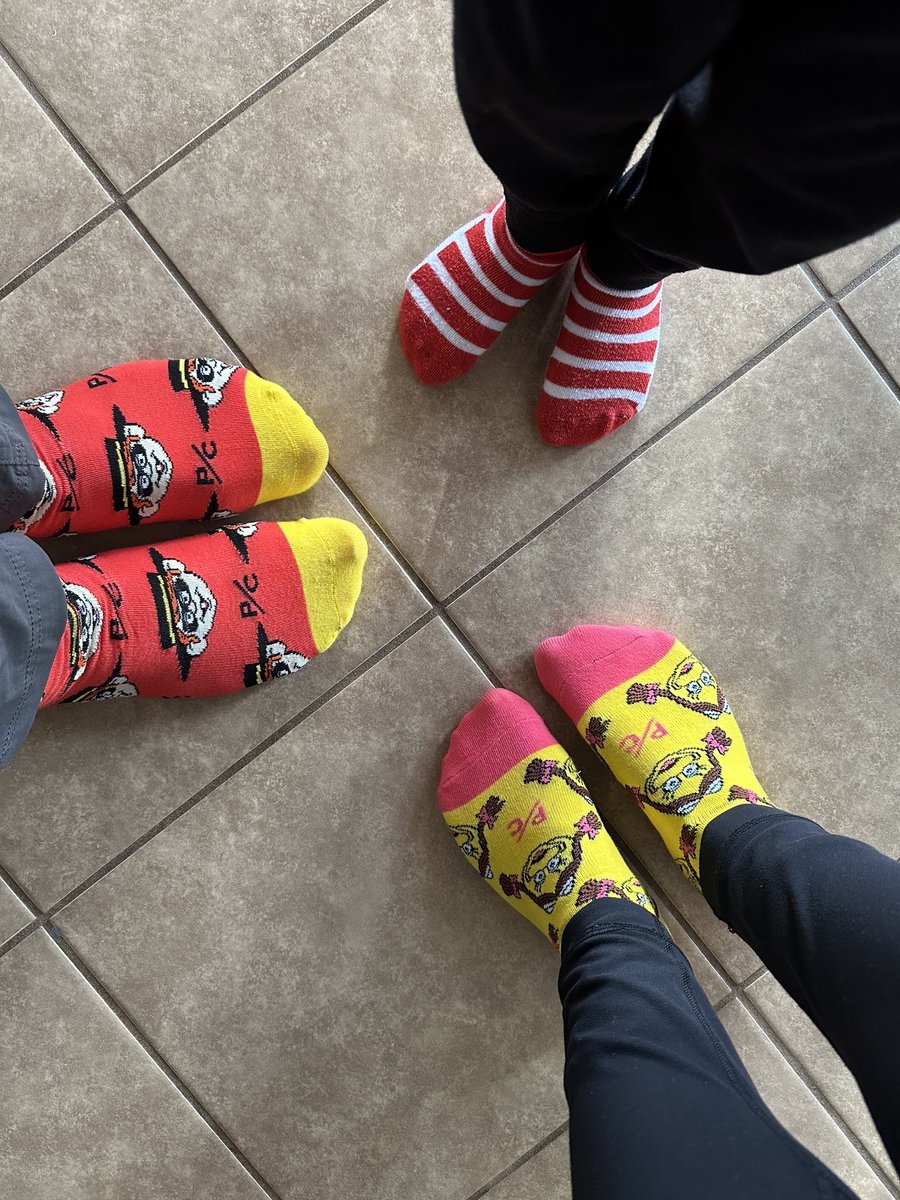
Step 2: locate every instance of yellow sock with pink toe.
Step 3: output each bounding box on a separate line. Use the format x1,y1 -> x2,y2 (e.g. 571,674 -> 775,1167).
535,625 -> 772,887
438,688 -> 657,949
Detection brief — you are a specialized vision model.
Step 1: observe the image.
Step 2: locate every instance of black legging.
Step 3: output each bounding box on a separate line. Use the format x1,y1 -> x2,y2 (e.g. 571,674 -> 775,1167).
453,0 -> 900,286
560,804 -> 900,1197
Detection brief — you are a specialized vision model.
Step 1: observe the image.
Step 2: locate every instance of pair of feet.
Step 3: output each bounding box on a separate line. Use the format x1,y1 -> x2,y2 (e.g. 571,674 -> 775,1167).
7,359 -> 366,705
440,624 -> 770,948
399,199 -> 662,447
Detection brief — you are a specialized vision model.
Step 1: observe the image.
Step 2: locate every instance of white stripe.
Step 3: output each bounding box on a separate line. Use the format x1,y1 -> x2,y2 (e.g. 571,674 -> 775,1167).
424,252 -> 505,331
457,235 -> 528,307
562,316 -> 660,342
571,279 -> 661,319
483,213 -> 549,285
406,280 -> 486,357
543,382 -> 647,402
551,349 -> 654,372
427,211 -> 484,261
579,262 -> 660,298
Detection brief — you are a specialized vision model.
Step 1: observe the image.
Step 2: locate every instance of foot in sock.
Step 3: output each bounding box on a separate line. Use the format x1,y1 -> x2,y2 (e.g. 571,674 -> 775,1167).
399,199 -> 576,385
439,688 -> 657,948
11,359 -> 328,537
40,518 -> 366,704
536,626 -> 772,887
537,253 -> 662,447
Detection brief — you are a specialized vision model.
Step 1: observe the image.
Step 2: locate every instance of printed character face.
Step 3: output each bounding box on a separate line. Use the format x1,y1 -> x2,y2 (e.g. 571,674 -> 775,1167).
185,358 -> 238,409
162,558 -> 217,655
644,747 -> 722,816
123,423 -> 172,518
262,640 -> 308,679
13,460 -> 57,532
18,389 -> 63,416
450,824 -> 479,859
64,583 -> 103,681
522,836 -> 576,909
667,657 -> 726,716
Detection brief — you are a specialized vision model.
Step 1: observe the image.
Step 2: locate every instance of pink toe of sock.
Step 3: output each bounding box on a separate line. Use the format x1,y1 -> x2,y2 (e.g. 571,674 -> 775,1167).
438,688 -> 557,814
535,625 -> 676,722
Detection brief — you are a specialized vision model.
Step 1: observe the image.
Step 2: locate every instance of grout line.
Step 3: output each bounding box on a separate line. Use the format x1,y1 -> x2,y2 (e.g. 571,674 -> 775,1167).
0,205 -> 119,301
463,1120 -> 569,1200
0,918 -> 42,960
47,925 -> 286,1200
0,39 -> 118,197
817,244 -> 900,302
798,262 -> 900,406
0,858 -> 42,917
741,964 -> 769,989
124,0 -> 393,198
47,608 -> 437,917
440,303 -> 826,608
736,993 -> 900,1197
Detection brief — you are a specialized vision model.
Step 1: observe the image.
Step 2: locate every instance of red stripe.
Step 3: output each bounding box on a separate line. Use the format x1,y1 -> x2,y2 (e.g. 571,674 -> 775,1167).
576,266 -> 662,310
414,265 -> 497,350
466,222 -> 541,301
545,359 -> 652,390
437,241 -> 521,322
555,325 -> 658,361
566,292 -> 660,334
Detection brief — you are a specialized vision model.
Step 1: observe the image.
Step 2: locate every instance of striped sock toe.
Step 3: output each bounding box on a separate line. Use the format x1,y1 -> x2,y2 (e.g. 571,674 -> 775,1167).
399,199 -> 576,385
537,254 -> 662,447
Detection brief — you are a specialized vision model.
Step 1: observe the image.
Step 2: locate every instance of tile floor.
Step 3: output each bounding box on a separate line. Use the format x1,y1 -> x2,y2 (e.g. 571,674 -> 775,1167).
0,1 -> 899,1196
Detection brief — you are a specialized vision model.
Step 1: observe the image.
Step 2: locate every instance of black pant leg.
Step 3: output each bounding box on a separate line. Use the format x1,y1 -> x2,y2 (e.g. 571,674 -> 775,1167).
452,0 -> 742,250
591,0 -> 900,284
560,899 -> 857,1199
701,806 -> 900,1174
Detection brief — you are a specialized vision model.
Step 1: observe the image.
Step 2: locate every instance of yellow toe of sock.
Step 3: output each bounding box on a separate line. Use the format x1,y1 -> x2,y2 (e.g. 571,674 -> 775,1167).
245,371 -> 329,503
277,518 -> 367,653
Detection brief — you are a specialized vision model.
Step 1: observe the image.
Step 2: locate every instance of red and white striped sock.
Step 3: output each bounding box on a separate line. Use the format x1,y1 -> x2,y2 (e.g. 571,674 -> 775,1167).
399,199 -> 576,385
537,253 -> 662,446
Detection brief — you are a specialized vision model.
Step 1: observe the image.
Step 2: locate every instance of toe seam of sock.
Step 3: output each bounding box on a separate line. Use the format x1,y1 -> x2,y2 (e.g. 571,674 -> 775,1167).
544,631 -> 648,702
440,725 -> 559,792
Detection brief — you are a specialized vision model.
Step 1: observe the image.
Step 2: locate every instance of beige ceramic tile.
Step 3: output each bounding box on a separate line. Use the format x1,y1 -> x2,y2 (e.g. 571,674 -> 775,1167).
748,974 -> 896,1180
0,213 -> 230,396
59,621 -> 568,1200
719,999 -> 892,1199
654,899 -> 730,1006
0,0 -> 366,188
841,256 -> 900,384
0,211 -> 428,907
486,1135 -> 570,1200
813,222 -> 900,293
0,473 -> 426,908
0,930 -> 267,1200
0,61 -> 107,286
129,0 -> 820,598
0,879 -> 31,942
450,313 -> 900,978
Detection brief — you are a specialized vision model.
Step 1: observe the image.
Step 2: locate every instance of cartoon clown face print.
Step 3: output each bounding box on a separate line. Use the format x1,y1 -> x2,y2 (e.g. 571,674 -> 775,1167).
63,583 -> 103,683
643,746 -> 724,817
522,835 -> 577,912
17,389 -> 63,416
70,674 -> 138,703
666,657 -> 731,719
167,560 -> 216,656
168,358 -> 238,429
263,640 -> 308,678
123,424 -> 172,518
12,460 -> 57,533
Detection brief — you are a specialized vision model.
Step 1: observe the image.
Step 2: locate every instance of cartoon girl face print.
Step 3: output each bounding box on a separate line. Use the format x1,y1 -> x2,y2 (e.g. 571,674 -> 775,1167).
642,729 -> 732,816
521,835 -> 577,911
64,583 -> 104,683
665,657 -> 731,717
13,460 -> 57,533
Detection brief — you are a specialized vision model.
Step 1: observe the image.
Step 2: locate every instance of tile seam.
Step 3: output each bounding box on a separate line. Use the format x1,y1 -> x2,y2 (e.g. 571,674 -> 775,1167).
734,992 -> 900,1197
46,924 -> 287,1200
